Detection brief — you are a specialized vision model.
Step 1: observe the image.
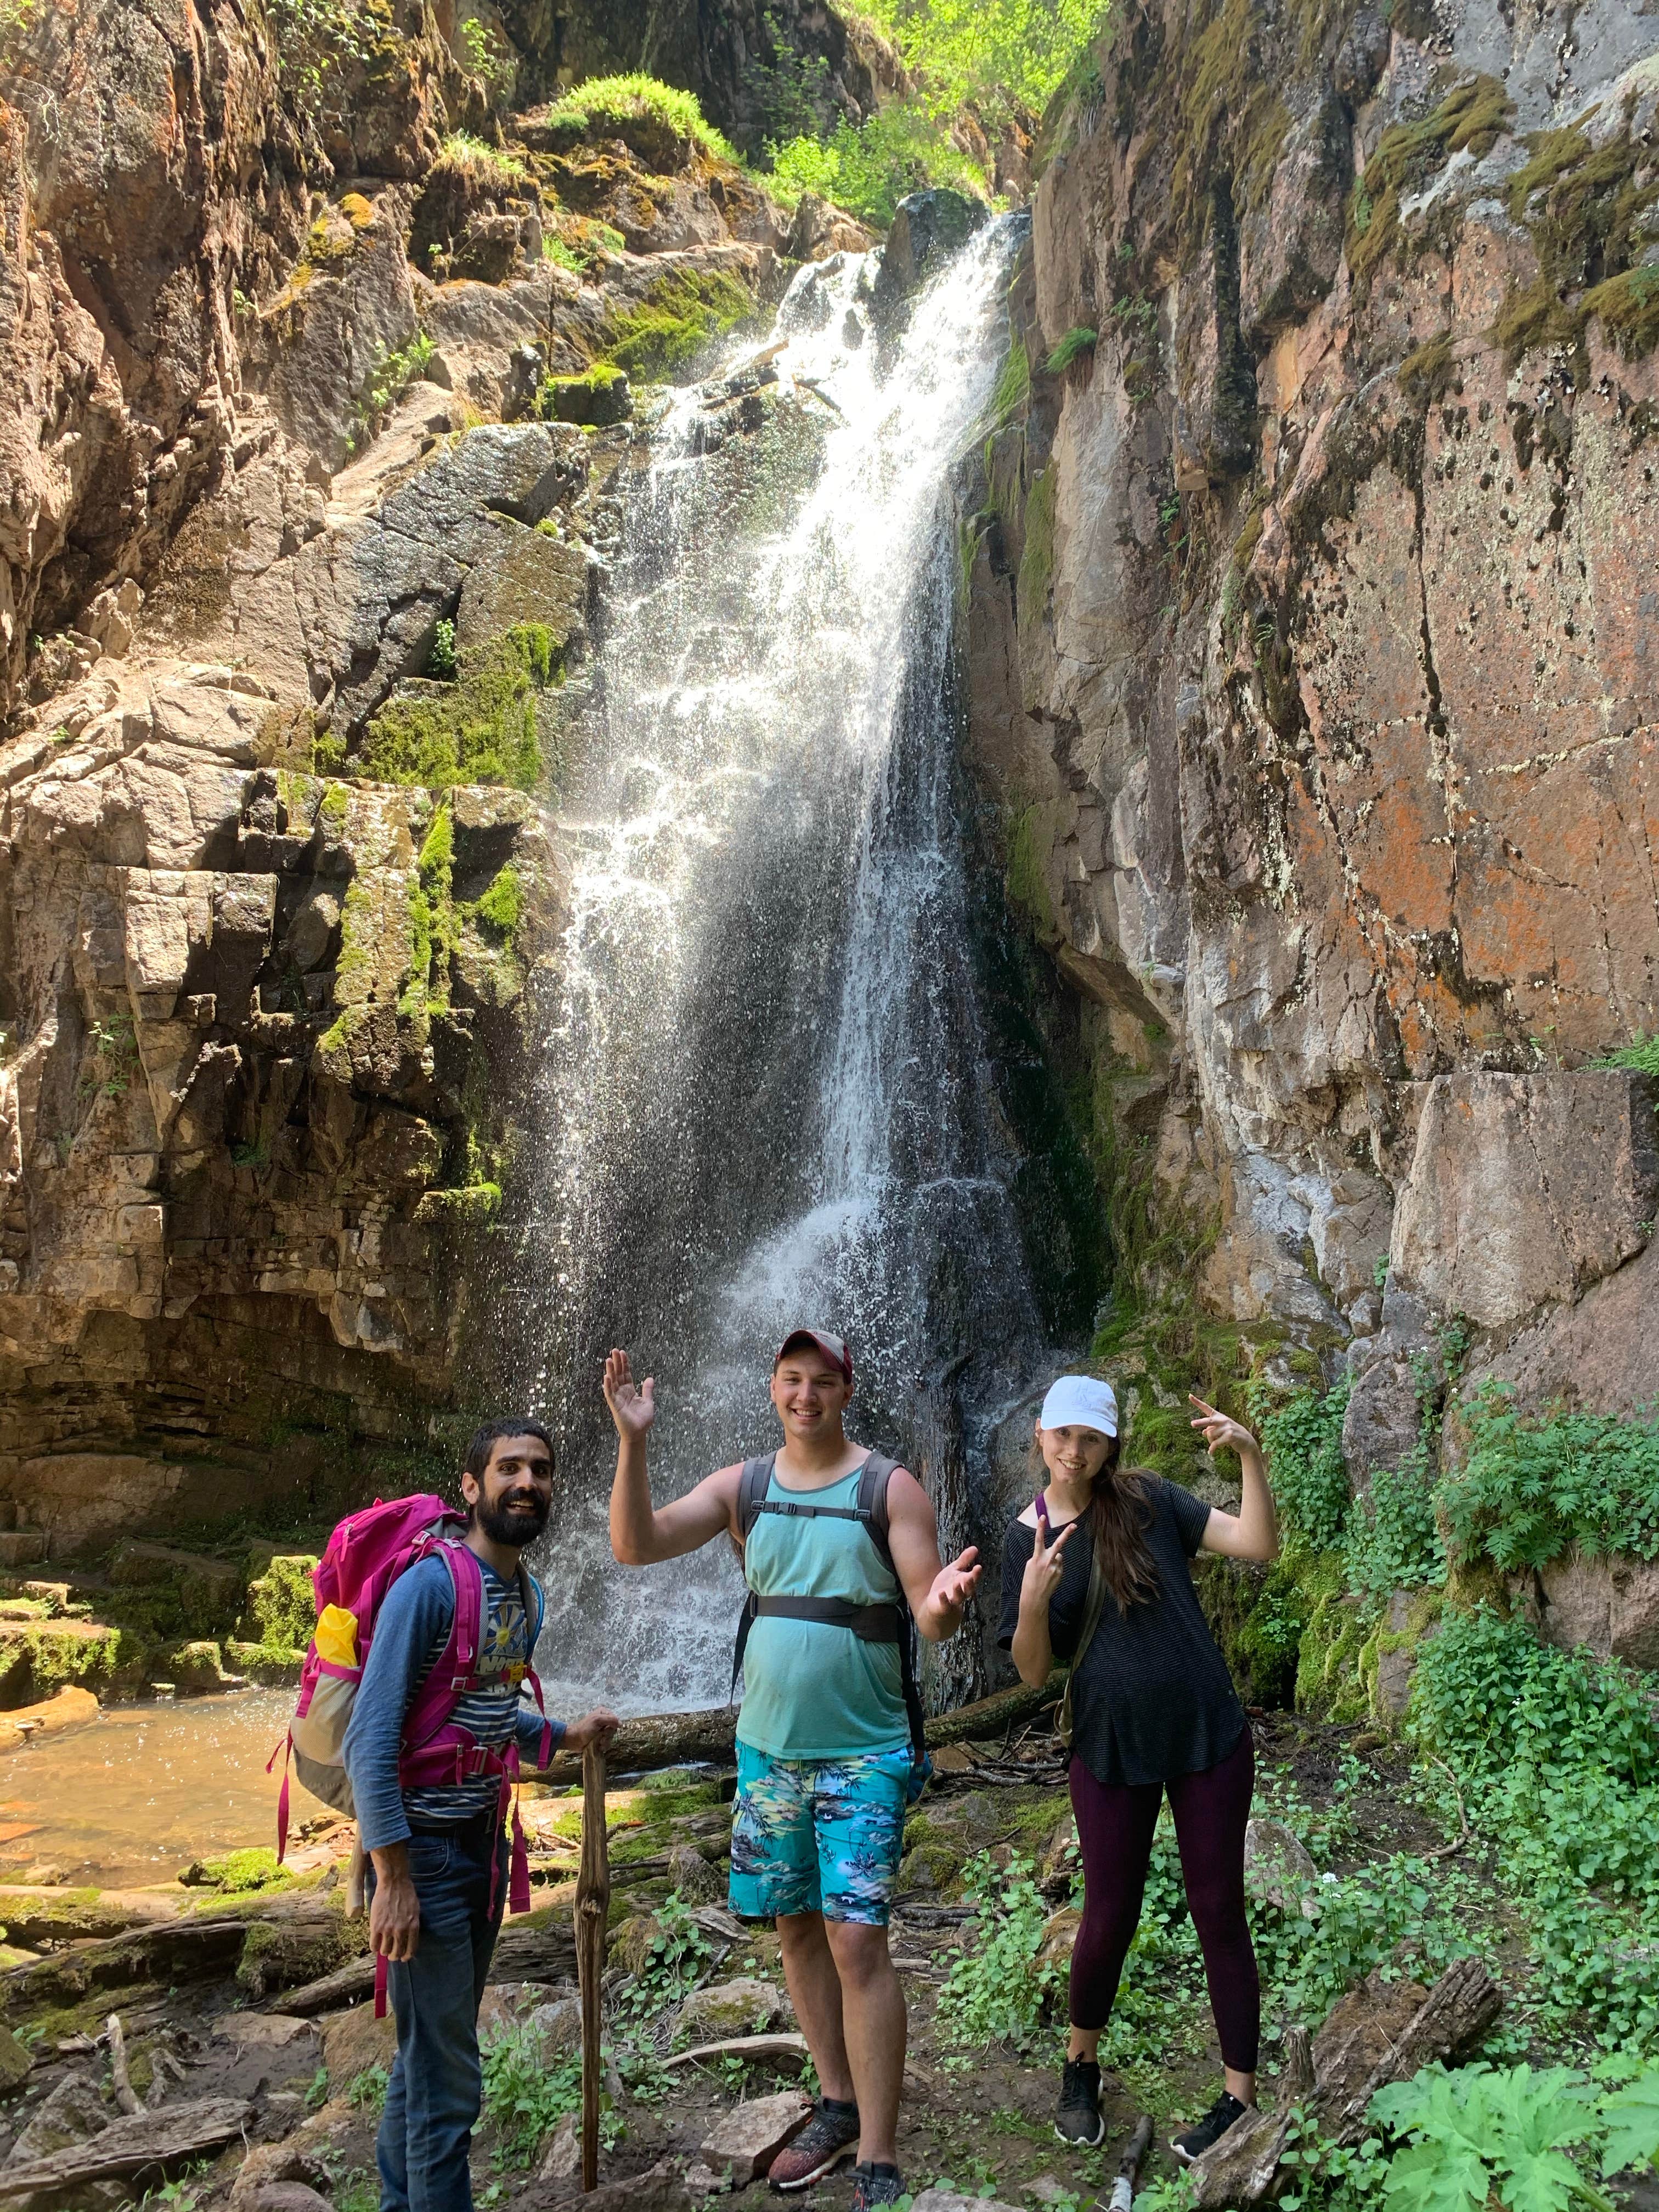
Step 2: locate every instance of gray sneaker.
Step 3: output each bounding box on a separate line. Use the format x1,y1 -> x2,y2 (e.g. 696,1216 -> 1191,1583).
768,2098 -> 861,2191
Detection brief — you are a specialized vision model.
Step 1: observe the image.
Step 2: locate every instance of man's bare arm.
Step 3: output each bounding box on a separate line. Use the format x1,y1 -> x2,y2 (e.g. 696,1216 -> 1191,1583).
884,1467 -> 981,1641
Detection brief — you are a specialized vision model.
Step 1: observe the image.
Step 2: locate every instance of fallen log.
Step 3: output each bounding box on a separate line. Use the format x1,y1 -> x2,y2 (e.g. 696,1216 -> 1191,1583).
271,1956 -> 376,2016
539,1673 -> 1064,1784
1190,1957 -> 1502,2207
491,1911 -> 578,1985
1,1918 -> 249,2011
0,2096 -> 252,2207
0,1887 -> 185,1947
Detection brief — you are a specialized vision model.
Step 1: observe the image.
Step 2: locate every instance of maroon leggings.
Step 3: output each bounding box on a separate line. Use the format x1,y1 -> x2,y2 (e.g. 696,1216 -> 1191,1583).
1068,1727 -> 1260,2072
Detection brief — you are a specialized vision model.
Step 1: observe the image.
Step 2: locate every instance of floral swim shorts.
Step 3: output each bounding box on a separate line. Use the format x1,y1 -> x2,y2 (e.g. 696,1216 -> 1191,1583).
727,1741 -> 913,1926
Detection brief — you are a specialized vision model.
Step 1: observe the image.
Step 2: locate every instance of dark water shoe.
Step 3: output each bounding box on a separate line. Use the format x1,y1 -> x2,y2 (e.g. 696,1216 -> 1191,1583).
1171,2089 -> 1251,2164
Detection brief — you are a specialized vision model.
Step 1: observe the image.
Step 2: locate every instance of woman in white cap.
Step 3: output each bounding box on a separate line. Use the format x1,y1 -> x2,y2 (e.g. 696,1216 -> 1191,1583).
998,1376 -> 1278,2166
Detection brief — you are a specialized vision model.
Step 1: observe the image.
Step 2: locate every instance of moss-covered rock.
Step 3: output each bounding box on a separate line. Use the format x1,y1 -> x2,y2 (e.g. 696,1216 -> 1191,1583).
108,1542 -> 244,1639
0,1622 -> 150,1709
1294,1555 -> 1372,1721
241,1551 -> 321,1650
596,266 -> 757,382
358,625 -> 566,793
534,365 -> 632,426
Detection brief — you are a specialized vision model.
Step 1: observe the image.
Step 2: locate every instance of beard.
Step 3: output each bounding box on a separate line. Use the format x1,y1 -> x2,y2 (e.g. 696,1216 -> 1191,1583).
475,1491 -> 551,1548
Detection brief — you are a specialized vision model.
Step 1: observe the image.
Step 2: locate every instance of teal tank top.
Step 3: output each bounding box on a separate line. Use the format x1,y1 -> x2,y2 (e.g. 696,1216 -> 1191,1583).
735,1459 -> 911,1762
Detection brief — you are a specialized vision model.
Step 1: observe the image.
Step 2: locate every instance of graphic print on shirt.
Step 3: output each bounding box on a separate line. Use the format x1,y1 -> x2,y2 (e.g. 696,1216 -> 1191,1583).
403,1561 -> 533,1827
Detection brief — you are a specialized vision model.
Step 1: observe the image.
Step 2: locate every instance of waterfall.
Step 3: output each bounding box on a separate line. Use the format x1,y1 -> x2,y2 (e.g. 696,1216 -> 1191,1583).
520,218 -> 1071,1718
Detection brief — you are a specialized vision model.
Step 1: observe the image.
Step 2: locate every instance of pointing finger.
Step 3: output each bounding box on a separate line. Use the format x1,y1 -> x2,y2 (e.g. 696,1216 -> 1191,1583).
1188,1393 -> 1220,1418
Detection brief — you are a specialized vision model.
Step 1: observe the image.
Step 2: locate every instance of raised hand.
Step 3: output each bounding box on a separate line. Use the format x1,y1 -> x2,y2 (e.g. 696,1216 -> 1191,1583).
1019,1513 -> 1076,1615
928,1545 -> 981,1621
1189,1395 -> 1259,1460
603,1348 -> 656,1440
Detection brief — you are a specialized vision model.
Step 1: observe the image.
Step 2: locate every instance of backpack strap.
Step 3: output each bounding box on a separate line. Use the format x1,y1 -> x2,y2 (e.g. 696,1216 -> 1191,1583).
400,1540 -> 485,1754
857,1453 -> 901,1573
856,1454 -> 929,1778
736,1455 -> 776,1544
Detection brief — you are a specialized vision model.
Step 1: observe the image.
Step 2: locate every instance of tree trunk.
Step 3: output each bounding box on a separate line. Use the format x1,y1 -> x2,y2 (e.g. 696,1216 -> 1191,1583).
1190,1959 -> 1501,2208
538,1672 -> 1063,1783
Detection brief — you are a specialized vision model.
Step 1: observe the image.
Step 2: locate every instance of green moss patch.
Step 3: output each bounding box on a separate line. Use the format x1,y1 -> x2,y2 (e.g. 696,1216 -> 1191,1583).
359,625 -> 563,791
596,268 -> 758,383
241,1550 -> 319,1650
533,364 -> 632,426
1347,74 -> 1514,297
1397,329 -> 1457,404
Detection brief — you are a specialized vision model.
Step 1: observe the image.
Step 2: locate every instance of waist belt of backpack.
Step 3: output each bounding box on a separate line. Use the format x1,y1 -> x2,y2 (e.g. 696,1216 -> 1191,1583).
730,1593 -> 900,1700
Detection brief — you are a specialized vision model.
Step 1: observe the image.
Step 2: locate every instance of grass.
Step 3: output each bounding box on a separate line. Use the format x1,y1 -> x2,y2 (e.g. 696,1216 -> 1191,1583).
541,73 -> 737,163
437,130 -> 531,187
1045,325 -> 1098,375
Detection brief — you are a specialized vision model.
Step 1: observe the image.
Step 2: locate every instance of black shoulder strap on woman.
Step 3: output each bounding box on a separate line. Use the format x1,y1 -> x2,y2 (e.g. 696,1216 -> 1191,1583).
1057,1525 -> 1108,1750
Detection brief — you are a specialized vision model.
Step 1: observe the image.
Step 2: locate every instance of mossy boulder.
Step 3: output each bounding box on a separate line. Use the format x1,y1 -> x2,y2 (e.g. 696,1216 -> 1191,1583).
676,1975 -> 789,2044
358,624 -> 566,793
0,1621 -> 150,1708
108,1542 -> 243,1639
163,1639 -> 240,1695
241,1550 -> 320,1650
534,365 -> 632,426
1294,1555 -> 1372,1722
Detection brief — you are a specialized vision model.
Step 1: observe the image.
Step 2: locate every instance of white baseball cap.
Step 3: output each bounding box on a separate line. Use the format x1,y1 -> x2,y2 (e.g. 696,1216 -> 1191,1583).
1039,1374 -> 1119,1438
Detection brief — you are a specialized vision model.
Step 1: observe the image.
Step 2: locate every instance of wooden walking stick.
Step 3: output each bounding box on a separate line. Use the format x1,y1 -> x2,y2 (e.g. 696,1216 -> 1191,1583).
1101,2114 -> 1154,2210
575,1742 -> 611,2192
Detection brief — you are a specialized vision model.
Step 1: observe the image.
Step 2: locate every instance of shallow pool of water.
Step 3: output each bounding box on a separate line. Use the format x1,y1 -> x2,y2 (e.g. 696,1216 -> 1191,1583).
0,1690 -> 293,1888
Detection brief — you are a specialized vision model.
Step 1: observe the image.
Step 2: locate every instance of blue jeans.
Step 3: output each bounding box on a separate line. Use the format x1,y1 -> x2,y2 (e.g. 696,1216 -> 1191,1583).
370,1819 -> 505,2212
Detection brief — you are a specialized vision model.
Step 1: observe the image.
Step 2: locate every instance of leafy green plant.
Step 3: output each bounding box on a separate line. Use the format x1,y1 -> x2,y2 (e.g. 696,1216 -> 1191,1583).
1045,325 -> 1098,374
1596,1034 -> 1659,1077
935,1851 -> 1061,2061
264,0 -> 377,127
481,2025 -> 588,2168
456,14 -> 515,98
856,0 -> 1111,126
1439,1389 -> 1659,1569
350,330 -> 437,448
426,618 -> 458,681
1259,1379 -> 1352,1550
767,99 -> 986,225
437,131 -> 531,186
1370,2058 -> 1659,2210
303,2063 -> 329,2111
347,2063 -> 389,2119
1345,1460 -> 1445,1599
616,1891 -> 718,2025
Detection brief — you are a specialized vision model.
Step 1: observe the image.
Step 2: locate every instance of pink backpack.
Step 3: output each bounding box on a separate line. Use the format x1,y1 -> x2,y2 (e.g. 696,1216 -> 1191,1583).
270,1494 -> 552,2008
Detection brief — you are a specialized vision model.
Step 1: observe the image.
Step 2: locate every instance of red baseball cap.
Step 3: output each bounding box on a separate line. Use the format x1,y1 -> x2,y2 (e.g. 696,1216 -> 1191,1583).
774,1329 -> 853,1386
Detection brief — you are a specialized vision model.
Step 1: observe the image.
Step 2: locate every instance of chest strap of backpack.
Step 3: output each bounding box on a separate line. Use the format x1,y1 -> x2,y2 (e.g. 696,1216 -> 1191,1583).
730,1453 -> 929,1769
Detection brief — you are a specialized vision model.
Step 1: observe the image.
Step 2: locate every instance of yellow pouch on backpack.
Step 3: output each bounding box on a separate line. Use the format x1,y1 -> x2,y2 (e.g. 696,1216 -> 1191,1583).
314,1605 -> 358,1668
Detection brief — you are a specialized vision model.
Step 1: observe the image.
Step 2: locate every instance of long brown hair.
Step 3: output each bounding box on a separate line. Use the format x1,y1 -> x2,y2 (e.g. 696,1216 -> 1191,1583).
1034,1434 -> 1160,1615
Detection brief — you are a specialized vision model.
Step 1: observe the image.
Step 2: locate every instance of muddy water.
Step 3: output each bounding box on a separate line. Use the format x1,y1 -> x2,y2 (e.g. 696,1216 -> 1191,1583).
0,1691 -> 291,1888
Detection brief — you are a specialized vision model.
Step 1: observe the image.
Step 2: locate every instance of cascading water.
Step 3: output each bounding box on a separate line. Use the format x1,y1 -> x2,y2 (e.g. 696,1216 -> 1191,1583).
521,218 -> 1087,1717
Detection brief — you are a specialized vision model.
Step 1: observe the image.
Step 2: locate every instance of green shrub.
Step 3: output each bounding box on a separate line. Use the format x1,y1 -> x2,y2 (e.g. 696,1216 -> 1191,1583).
934,1852 -> 1060,2062
265,0 -> 377,125
857,0 -> 1111,125
1345,1461 -> 1445,1600
1440,1389 -> 1659,1571
1259,1379 -> 1352,1550
1370,2057 -> 1659,2209
543,73 -> 736,162
767,100 -> 986,226
481,2025 -> 592,2168
426,618 -> 458,681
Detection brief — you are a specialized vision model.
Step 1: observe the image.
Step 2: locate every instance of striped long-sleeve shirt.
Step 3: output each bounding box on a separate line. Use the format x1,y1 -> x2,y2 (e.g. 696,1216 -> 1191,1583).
342,1550 -> 565,1852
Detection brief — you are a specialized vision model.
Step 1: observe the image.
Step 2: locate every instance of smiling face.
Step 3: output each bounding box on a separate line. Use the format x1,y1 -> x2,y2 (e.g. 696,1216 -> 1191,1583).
770,1347 -> 851,1446
463,1433 -> 555,1548
1035,1420 -> 1116,1490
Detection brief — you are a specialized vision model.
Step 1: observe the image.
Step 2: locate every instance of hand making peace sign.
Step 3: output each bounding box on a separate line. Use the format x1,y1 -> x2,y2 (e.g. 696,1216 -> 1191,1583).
1019,1507 -> 1078,1616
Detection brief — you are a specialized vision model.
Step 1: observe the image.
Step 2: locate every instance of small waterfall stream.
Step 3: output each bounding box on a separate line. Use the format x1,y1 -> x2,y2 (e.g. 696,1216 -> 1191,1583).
522,221 -> 1077,1718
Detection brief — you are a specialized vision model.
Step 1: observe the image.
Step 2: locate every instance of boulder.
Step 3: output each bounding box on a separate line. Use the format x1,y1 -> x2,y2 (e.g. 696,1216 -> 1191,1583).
454,520 -> 589,657
911,2194 -> 1024,2212
1390,1073 -> 1658,1330
1244,1818 -> 1321,1918
537,2113 -> 580,2180
697,2090 -> 814,2185
14,2073 -> 108,2160
321,2001 -> 396,2081
873,189 -> 988,315
678,1975 -> 790,2042
1537,1553 -> 1659,1672
524,1994 -> 582,2055
665,1842 -> 724,1905
0,2023 -> 32,2091
245,2190 -> 334,2212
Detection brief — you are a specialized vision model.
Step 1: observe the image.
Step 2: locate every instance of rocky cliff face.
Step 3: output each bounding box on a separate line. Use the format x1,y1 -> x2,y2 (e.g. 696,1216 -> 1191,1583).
970,0 -> 1659,1442
0,0 -> 857,1549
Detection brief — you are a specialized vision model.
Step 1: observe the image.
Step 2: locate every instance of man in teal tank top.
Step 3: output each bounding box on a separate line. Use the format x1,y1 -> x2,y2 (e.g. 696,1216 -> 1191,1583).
605,1330 -> 981,2211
